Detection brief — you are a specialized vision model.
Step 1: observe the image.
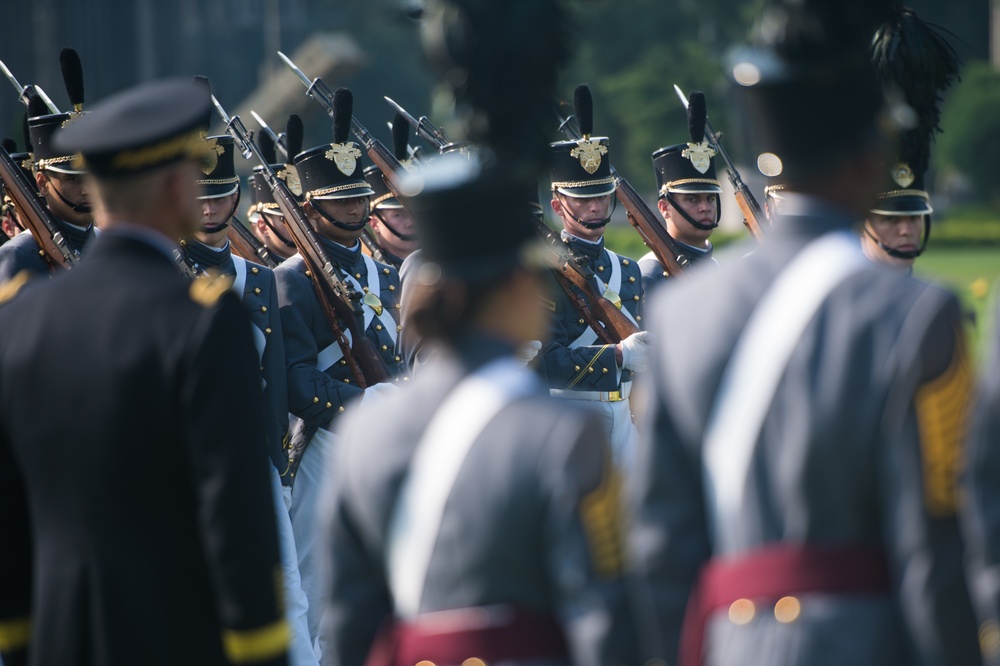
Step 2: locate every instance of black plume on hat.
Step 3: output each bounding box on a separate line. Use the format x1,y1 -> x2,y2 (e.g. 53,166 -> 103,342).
872,2 -> 959,195
688,91 -> 707,144
59,47 -> 85,111
259,130 -> 277,165
332,88 -> 352,144
391,113 -> 409,161
285,114 -> 303,160
2,138 -> 15,153
574,84 -> 593,137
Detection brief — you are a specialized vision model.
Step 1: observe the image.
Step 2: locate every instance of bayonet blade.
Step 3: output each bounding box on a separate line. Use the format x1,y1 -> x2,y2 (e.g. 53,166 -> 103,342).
34,86 -> 59,113
250,110 -> 271,132
383,96 -> 418,127
277,51 -> 312,88
210,94 -> 230,125
0,59 -> 23,95
673,84 -> 689,109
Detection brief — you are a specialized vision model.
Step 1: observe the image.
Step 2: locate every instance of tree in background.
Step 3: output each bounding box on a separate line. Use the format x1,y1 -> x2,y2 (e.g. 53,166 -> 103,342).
938,61 -> 1000,205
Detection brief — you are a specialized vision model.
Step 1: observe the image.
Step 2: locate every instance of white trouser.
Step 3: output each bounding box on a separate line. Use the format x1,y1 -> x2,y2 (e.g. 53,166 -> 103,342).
289,427 -> 336,660
593,398 -> 638,469
269,465 -> 319,666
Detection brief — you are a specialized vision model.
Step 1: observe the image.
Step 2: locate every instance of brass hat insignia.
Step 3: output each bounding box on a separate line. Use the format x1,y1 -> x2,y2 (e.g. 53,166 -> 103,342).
201,136 -> 225,176
892,162 -> 915,188
682,141 -> 717,175
59,112 -> 83,130
277,165 -> 303,197
571,139 -> 607,175
325,142 -> 362,176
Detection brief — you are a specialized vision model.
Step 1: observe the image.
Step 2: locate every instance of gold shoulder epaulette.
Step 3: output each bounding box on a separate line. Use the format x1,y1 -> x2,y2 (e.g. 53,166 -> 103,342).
189,270 -> 234,308
0,270 -> 32,306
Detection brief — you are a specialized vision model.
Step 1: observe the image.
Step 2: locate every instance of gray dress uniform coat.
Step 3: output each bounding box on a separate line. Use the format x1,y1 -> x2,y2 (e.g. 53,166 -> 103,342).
0,218 -> 94,281
320,336 -> 637,666
637,240 -> 714,296
274,237 -> 404,449
963,295 -> 1000,665
629,198 -> 979,666
182,238 -> 291,480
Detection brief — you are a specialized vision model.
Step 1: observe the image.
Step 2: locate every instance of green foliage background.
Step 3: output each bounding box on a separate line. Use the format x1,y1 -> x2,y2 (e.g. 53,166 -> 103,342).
937,62 -> 1000,205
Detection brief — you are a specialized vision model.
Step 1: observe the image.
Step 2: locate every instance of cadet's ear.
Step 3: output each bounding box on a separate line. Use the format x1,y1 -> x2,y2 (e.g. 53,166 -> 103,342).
657,197 -> 672,220
35,170 -> 49,192
302,199 -> 318,222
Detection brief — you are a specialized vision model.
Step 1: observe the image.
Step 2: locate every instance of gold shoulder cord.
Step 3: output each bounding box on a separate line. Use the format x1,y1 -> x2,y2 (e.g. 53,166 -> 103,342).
915,327 -> 973,516
189,270 -> 235,308
579,452 -> 625,578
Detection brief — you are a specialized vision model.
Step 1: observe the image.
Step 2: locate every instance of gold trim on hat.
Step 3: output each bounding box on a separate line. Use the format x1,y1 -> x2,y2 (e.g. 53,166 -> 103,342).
306,181 -> 372,199
258,202 -> 281,211
681,141 -> 716,174
660,178 -> 720,194
875,189 -> 929,201
110,127 -> 209,171
551,176 -> 617,190
372,192 -> 399,208
195,176 -> 240,185
570,139 -> 607,175
325,142 -> 362,176
36,155 -> 77,169
764,184 -> 787,196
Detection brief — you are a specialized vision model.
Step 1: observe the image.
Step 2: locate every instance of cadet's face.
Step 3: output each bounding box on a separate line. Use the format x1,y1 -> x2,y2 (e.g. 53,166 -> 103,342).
39,171 -> 92,226
661,193 -> 717,247
308,196 -> 370,245
551,193 -> 612,242
862,213 -> 923,269
370,207 -> 418,258
255,212 -> 296,259
196,191 -> 238,246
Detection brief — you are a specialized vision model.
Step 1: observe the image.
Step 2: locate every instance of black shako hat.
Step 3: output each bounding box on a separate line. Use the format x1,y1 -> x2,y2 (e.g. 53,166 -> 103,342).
548,137 -> 615,198
405,154 -> 544,280
30,114 -> 88,175
196,135 -> 240,199
652,91 -> 721,196
52,79 -> 212,178
251,163 -> 303,215
364,165 -> 404,210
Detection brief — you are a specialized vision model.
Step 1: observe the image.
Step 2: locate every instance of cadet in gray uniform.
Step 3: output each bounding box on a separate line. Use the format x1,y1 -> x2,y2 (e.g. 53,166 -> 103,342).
0,109 -> 96,281
543,129 -> 648,467
180,134 -> 315,666
274,89 -> 404,657
320,159 -> 637,666
629,2 -> 979,664
638,91 -> 722,295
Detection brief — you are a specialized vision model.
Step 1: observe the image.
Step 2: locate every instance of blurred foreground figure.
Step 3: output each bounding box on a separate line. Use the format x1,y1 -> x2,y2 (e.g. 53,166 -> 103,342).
964,297 -> 1000,665
0,79 -> 288,666
320,160 -> 636,666
629,1 -> 979,664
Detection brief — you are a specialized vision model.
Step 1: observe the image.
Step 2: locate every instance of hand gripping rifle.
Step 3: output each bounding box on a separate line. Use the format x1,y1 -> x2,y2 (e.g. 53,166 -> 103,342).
673,85 -> 766,241
211,95 -> 390,388
559,85 -> 688,277
278,52 -> 411,197
0,146 -> 78,269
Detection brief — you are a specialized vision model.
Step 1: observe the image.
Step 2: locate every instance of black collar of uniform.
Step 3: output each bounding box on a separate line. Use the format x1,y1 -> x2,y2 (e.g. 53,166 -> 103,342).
318,236 -> 362,269
560,231 -> 605,261
54,217 -> 95,253
183,238 -> 235,275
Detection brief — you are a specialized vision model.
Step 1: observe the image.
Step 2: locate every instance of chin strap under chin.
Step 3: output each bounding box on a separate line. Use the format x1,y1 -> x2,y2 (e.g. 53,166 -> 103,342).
373,209 -> 419,242
663,192 -> 720,231
49,180 -> 93,215
200,190 -> 242,234
313,200 -> 370,232
865,215 -> 931,261
558,194 -> 617,230
261,214 -> 297,249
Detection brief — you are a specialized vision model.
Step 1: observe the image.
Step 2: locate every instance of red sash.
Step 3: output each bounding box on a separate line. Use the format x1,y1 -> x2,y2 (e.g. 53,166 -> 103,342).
365,606 -> 568,666
679,543 -> 890,666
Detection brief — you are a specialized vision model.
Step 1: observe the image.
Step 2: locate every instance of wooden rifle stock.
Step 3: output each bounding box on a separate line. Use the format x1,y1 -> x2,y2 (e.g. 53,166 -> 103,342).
732,181 -> 766,241
0,148 -> 77,270
614,179 -> 688,278
227,217 -> 279,269
531,218 -> 638,344
212,99 -> 389,387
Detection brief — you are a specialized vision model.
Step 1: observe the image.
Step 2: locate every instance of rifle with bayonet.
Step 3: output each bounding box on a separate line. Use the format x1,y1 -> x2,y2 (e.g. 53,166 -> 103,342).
673,85 -> 766,241
560,85 -> 688,277
278,52 -> 411,196
384,96 -> 469,154
0,58 -> 59,114
210,95 -> 390,389
0,147 -> 78,269
531,216 -> 639,343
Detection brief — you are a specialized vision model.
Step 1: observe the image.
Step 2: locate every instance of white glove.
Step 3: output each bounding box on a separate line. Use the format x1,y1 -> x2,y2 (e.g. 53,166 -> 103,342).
515,340 -> 542,367
620,330 -> 653,374
362,381 -> 400,406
